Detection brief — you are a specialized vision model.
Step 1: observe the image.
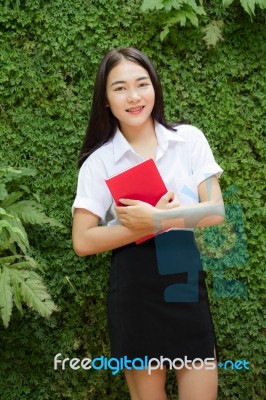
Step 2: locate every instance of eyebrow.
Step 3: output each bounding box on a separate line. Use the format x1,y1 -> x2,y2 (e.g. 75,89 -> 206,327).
110,76 -> 150,87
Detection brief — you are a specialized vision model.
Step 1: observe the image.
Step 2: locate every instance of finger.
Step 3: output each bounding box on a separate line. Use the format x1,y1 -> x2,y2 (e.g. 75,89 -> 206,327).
115,207 -> 128,216
160,191 -> 175,202
168,195 -> 180,207
119,198 -> 140,206
119,218 -> 131,227
115,203 -> 132,210
166,202 -> 179,209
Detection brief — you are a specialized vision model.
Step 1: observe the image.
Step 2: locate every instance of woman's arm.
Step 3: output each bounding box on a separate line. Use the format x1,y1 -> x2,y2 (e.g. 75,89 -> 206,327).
72,176 -> 224,256
72,208 -> 153,256
116,176 -> 225,232
72,191 -> 180,257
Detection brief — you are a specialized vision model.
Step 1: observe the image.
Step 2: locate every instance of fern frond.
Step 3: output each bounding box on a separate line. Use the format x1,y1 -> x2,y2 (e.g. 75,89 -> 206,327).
9,269 -> 57,318
202,20 -> 224,48
8,261 -> 36,269
257,0 -> 266,9
0,254 -> 37,269
141,0 -> 164,12
0,166 -> 37,184
0,266 -> 13,328
240,0 -> 255,16
222,0 -> 234,6
6,200 -> 64,227
0,214 -> 29,253
0,227 -> 13,252
17,184 -> 32,194
0,183 -> 8,202
24,255 -> 39,269
0,255 -> 23,266
0,191 -> 24,208
10,277 -> 23,315
0,207 -> 9,216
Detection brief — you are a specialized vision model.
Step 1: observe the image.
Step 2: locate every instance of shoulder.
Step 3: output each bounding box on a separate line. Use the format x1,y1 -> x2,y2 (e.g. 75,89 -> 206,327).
174,124 -> 205,140
174,124 -> 211,150
81,140 -> 114,171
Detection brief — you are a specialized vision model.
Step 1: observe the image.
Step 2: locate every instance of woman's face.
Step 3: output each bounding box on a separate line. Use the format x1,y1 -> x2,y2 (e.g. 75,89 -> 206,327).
106,60 -> 155,134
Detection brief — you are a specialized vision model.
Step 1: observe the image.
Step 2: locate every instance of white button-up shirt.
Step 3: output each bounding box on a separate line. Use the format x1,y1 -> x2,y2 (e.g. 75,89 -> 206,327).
72,123 -> 223,225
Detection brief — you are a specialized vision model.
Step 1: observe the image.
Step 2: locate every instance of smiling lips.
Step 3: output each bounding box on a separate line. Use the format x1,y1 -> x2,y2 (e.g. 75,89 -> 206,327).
126,106 -> 145,113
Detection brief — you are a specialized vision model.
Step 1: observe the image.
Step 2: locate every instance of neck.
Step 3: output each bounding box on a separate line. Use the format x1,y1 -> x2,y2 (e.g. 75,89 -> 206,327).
119,118 -> 156,144
119,118 -> 158,160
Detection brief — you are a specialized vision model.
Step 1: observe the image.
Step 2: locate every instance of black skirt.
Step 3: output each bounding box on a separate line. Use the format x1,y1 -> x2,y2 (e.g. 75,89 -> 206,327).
107,230 -> 218,362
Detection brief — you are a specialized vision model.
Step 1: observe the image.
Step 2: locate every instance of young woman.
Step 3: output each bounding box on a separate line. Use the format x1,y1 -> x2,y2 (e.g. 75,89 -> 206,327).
72,47 -> 225,400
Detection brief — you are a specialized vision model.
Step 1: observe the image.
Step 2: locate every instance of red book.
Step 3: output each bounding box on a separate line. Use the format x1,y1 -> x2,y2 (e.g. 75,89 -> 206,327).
105,159 -> 168,244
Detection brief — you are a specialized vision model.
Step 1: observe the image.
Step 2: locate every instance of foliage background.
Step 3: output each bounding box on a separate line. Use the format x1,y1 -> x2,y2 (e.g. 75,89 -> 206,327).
0,0 -> 265,399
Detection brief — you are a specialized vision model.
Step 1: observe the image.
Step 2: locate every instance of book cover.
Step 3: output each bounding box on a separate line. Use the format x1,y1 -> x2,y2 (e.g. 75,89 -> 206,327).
105,159 -> 167,244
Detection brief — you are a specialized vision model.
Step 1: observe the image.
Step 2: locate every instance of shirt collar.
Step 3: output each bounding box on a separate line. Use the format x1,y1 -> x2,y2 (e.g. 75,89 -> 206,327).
155,122 -> 185,155
112,122 -> 186,163
112,128 -> 134,163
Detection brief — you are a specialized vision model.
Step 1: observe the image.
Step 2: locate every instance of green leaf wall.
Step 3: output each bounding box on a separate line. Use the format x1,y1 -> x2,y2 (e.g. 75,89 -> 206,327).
0,1 -> 265,399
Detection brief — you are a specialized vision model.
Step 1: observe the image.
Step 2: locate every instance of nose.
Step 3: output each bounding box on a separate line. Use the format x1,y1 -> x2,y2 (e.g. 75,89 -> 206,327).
127,88 -> 141,102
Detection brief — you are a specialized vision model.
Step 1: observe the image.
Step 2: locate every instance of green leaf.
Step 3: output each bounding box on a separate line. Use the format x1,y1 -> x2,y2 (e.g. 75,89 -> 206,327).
0,214 -> 29,253
8,260 -> 36,269
256,0 -> 266,9
223,0 -> 234,7
141,0 -> 164,11
24,255 -> 39,269
171,0 -> 183,11
161,10 -> 189,38
17,184 -> 32,194
240,0 -> 255,16
177,11 -> 187,26
0,191 -> 24,208
0,166 -> 37,184
11,277 -> 23,315
9,269 -> 57,318
0,255 -> 23,266
0,266 -> 13,328
0,255 -> 40,317
195,5 -> 206,15
0,208 -> 8,216
0,184 -> 8,201
202,20 -> 224,48
160,25 -> 170,41
5,200 -> 64,227
187,0 -> 206,15
186,10 -> 199,27
164,0 -> 183,12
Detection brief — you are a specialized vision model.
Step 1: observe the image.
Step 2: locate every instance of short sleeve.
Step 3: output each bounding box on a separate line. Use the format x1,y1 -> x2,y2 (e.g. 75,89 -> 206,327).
190,127 -> 223,186
72,154 -> 113,222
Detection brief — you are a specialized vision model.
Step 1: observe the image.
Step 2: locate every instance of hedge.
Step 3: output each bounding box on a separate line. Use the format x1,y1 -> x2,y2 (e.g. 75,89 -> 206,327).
0,0 -> 265,399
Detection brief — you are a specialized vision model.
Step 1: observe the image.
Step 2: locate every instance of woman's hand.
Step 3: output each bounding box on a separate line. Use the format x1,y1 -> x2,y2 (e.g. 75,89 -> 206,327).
115,200 -> 155,231
115,191 -> 179,230
155,191 -> 180,210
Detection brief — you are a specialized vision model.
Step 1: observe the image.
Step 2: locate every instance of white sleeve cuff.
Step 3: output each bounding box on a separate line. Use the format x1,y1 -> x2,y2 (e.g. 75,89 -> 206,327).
194,162 -> 223,186
71,198 -> 106,221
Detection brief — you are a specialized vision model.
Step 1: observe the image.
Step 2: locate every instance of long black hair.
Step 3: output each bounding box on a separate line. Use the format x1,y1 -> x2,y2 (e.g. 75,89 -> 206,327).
78,47 -> 176,168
